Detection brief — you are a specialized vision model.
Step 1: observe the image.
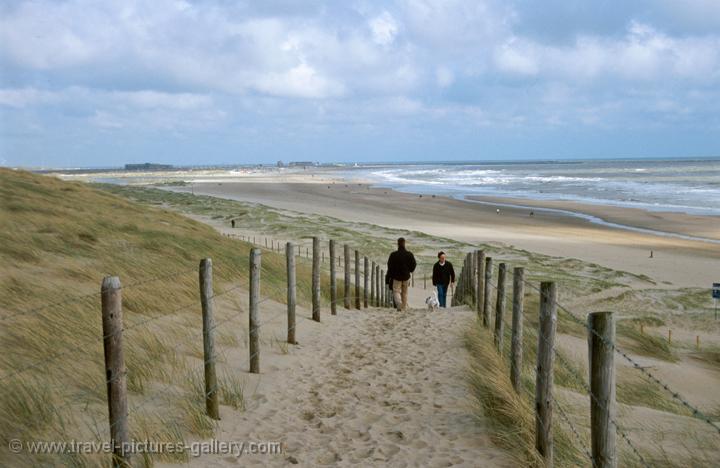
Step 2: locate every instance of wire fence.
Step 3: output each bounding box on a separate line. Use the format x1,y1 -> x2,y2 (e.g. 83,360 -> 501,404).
5,234 -> 718,466
0,233 -> 392,466
453,250 -> 720,467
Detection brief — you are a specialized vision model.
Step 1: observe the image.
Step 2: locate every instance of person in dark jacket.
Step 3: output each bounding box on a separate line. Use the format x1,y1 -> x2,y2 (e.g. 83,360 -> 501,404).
432,251 -> 455,308
386,237 -> 417,311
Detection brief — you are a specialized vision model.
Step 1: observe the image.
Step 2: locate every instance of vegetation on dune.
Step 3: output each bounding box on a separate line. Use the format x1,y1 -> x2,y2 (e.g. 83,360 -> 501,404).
2,170 -> 718,466
0,169 -> 352,467
464,319 -> 585,467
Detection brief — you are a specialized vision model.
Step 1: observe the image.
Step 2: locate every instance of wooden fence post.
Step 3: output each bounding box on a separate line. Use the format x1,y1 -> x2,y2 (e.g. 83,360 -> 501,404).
101,276 -> 130,466
424,271 -> 427,290
371,261 -> 376,306
380,269 -> 385,306
494,263 -> 507,353
355,250 -> 361,309
476,250 -> 485,318
376,265 -> 381,307
536,281 -> 557,466
471,251 -> 477,305
329,240 -> 337,316
312,237 -> 321,322
510,267 -> 524,393
411,272 -> 414,288
364,257 -> 369,308
483,257 -> 493,327
588,311 -> 617,468
249,248 -> 261,374
199,259 -> 220,420
287,243 -> 297,343
344,244 -> 351,309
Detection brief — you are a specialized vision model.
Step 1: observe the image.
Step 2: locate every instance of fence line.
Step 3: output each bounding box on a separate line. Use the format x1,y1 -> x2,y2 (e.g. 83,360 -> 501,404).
456,251 -> 720,467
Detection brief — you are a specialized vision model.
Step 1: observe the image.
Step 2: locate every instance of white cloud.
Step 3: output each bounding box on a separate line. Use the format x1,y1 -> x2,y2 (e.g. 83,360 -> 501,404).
369,11 -> 399,46
0,88 -> 63,108
494,39 -> 539,75
254,63 -> 345,99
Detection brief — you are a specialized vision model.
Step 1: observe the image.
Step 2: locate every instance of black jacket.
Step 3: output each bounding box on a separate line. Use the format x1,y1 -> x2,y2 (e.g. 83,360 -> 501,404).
432,261 -> 455,287
386,248 -> 416,283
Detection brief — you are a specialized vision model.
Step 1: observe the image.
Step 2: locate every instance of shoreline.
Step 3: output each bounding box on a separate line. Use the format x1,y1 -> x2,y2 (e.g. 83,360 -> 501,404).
165,176 -> 720,288
459,195 -> 720,245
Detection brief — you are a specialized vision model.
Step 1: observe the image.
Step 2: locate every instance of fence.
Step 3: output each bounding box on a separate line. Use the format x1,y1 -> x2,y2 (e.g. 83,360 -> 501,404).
4,235 -> 718,467
453,249 -> 720,467
2,234 -> 393,467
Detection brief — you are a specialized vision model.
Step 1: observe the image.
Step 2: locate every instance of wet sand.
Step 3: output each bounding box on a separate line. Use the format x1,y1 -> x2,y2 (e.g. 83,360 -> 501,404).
171,176 -> 720,288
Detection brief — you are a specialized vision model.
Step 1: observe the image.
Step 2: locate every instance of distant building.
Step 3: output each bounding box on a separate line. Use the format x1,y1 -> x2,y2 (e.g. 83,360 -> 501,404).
288,161 -> 318,168
125,163 -> 174,171
277,160 -> 285,167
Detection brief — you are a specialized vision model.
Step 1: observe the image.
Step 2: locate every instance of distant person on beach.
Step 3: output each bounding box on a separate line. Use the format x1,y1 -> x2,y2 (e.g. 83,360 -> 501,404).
432,252 -> 455,308
386,237 -> 417,311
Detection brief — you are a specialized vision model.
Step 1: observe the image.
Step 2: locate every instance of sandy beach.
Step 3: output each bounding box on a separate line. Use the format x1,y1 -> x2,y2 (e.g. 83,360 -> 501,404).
169,172 -> 720,288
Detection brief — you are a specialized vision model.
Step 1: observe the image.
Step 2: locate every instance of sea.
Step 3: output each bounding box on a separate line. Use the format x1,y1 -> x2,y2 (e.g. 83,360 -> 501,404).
346,158 -> 720,217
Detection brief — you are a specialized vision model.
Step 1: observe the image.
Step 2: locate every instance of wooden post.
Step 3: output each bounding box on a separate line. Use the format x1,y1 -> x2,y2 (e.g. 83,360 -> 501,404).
696,335 -> 700,350
510,267 -> 524,393
424,272 -> 427,290
588,311 -> 617,468
363,257 -> 369,308
199,259 -> 220,420
483,257 -> 493,327
101,276 -> 130,466
494,263 -> 507,353
371,261 -> 376,306
355,250 -> 361,309
329,240 -> 337,316
380,269 -> 385,306
411,272 -> 414,288
471,251 -> 477,305
312,237 -> 321,322
476,250 -> 485,318
376,265 -> 381,307
640,324 -> 644,335
344,244 -> 351,309
535,281 -> 557,465
249,248 -> 261,374
287,243 -> 297,343
668,329 -> 672,343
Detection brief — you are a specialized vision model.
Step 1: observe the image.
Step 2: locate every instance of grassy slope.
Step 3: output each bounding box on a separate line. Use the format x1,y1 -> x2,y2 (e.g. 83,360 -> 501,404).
0,169 -> 346,467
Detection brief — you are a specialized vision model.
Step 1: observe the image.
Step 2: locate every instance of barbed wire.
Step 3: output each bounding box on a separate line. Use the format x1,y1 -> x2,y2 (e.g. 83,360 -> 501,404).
480,274 -> 651,468
0,266 -> 198,324
521,278 -> 720,436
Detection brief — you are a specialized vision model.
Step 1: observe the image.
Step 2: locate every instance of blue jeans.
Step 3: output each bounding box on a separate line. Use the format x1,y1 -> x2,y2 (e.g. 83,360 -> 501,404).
436,284 -> 447,308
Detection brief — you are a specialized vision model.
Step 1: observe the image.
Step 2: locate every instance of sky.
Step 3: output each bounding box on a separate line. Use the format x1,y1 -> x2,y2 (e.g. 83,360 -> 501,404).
1,0 -> 720,168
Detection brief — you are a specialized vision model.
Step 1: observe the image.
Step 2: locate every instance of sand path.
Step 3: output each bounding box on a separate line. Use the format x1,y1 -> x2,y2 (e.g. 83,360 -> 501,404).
168,302 -> 514,467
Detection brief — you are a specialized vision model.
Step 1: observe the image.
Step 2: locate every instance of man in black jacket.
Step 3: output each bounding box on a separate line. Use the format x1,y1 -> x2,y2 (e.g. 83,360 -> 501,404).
386,237 -> 417,311
432,251 -> 455,308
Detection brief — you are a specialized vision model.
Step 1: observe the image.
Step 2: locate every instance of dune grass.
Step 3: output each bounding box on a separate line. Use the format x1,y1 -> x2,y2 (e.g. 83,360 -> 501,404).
0,169 -> 332,466
464,318 -> 585,467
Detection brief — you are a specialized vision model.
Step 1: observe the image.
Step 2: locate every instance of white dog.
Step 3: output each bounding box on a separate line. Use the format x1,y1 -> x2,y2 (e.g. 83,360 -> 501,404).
425,291 -> 439,311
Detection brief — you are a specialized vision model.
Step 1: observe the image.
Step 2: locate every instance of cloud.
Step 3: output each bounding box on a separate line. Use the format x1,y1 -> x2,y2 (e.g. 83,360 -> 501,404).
254,63 -> 345,99
0,88 -> 63,108
369,11 -> 399,46
1,0 -> 719,166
